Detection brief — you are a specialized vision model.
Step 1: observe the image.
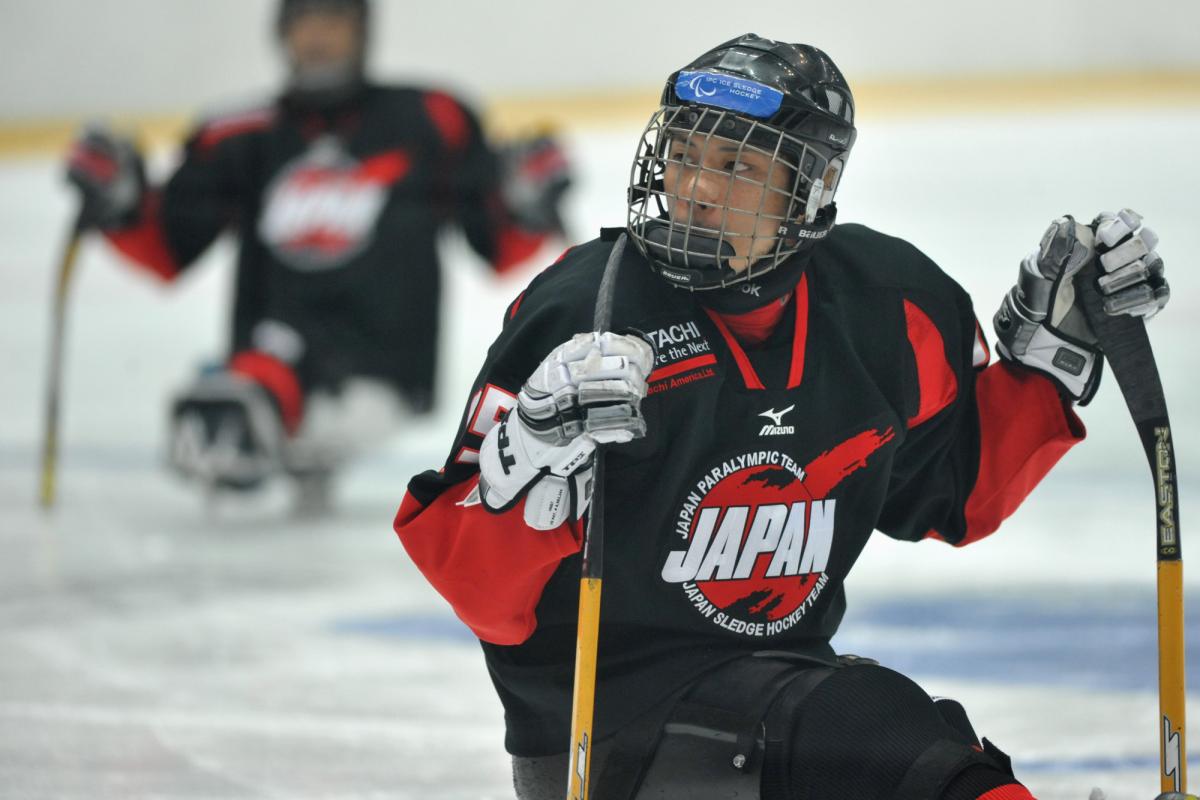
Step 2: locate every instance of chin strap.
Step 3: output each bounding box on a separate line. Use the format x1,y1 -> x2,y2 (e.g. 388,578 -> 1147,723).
778,202 -> 838,251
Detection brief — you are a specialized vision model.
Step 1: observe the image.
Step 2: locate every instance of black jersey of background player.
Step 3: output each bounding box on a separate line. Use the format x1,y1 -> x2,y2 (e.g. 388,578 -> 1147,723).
395,225 -> 1083,755
108,83 -> 539,411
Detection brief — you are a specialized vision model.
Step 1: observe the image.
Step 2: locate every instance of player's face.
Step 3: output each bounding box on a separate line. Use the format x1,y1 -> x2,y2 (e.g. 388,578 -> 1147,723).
282,9 -> 363,72
662,133 -> 794,273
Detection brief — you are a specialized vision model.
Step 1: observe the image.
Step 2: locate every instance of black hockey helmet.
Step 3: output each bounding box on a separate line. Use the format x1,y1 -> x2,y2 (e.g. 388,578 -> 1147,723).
276,0 -> 370,107
277,0 -> 369,37
627,34 -> 857,292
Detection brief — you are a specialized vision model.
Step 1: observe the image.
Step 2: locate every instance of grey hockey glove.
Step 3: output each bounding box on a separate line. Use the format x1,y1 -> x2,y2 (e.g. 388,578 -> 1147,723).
1092,209 -> 1169,319
65,124 -> 145,229
168,370 -> 285,491
478,332 -> 654,530
994,216 -> 1102,402
994,210 -> 1169,405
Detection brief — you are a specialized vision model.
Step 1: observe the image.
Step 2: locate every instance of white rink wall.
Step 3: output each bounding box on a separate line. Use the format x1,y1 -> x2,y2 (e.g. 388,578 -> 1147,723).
2,0 -> 1199,119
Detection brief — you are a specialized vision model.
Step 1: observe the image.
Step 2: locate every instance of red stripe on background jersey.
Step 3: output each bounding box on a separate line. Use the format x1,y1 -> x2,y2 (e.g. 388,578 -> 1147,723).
195,108 -> 275,154
105,191 -> 181,281
977,785 -> 1037,800
422,91 -> 470,153
394,479 -> 582,645
904,299 -> 958,428
229,350 -> 304,434
356,150 -> 411,184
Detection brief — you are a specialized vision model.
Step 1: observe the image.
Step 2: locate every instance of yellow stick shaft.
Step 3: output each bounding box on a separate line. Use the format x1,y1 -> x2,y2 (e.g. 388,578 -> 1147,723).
566,577 -> 602,800
39,227 -> 84,509
1160,559 -> 1188,793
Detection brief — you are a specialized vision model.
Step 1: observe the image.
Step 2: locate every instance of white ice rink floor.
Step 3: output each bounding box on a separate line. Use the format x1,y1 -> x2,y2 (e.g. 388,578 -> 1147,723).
2,108 -> 1200,799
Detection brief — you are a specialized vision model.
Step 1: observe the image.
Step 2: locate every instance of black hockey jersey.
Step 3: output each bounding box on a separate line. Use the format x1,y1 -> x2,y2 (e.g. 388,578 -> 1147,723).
105,84 -> 546,410
395,225 -> 1084,755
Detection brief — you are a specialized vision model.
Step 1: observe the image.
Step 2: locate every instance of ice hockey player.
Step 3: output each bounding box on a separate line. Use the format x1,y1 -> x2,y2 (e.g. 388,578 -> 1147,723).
64,0 -> 570,506
394,33 -> 1169,800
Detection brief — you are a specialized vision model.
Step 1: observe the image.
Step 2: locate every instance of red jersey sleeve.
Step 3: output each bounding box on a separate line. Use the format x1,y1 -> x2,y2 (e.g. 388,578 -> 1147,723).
393,264 -> 596,644
421,90 -> 550,275
394,476 -> 581,645
955,361 -> 1085,545
103,190 -> 181,281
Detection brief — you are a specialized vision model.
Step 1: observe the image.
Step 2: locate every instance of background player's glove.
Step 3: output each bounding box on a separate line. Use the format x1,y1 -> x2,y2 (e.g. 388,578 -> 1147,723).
499,133 -> 572,235
168,370 -> 285,491
1092,209 -> 1169,319
65,124 -> 145,229
993,210 -> 1168,405
478,332 -> 654,530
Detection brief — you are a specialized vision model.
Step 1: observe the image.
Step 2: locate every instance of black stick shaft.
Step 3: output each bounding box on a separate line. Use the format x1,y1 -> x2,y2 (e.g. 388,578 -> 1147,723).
1076,256 -> 1185,792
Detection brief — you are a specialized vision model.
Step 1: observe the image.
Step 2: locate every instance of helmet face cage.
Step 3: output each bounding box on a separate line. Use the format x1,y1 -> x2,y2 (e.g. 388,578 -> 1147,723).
628,103 -> 834,290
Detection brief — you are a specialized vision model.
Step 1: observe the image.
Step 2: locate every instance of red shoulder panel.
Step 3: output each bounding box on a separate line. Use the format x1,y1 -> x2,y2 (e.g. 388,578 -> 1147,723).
903,299 -> 958,428
422,91 -> 470,153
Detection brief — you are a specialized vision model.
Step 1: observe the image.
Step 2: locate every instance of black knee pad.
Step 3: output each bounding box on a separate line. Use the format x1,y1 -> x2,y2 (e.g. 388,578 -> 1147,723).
779,663 -> 1010,800
592,653 -> 836,800
587,657 -> 1011,800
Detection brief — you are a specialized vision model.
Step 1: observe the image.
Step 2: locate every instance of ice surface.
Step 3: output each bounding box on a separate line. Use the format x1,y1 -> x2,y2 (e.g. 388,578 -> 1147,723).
2,108 -> 1199,799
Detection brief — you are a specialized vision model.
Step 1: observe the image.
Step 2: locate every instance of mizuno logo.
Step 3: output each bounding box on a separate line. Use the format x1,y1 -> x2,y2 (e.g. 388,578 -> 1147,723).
759,406 -> 794,426
758,406 -> 795,437
758,405 -> 795,436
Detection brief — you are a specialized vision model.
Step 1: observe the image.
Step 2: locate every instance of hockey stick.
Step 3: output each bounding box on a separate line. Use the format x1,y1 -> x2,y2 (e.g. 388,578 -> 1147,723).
38,208 -> 88,510
565,233 -> 626,800
1076,257 -> 1186,794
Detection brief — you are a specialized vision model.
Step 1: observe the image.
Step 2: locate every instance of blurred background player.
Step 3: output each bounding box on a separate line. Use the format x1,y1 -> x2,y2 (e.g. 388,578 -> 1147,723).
62,0 -> 571,510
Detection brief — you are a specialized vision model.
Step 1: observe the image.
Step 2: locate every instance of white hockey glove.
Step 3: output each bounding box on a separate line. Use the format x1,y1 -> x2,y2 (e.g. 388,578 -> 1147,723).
168,370 -> 285,491
478,332 -> 654,530
993,210 -> 1168,404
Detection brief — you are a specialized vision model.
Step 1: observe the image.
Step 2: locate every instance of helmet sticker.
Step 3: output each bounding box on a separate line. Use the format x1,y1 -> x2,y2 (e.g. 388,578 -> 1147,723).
675,70 -> 784,119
